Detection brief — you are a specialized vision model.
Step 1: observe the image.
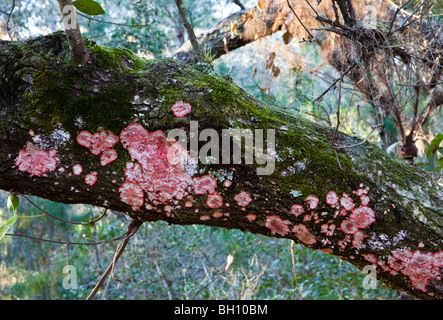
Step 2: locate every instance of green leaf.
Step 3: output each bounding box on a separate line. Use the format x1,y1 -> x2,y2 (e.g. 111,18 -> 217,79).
387,141 -> 401,154
73,0 -> 105,15
426,133 -> 443,160
7,194 -> 19,214
0,213 -> 18,241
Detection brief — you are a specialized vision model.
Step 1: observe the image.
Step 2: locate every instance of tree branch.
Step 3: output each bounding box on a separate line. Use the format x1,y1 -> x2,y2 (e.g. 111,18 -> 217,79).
174,0 -> 205,63
1,33 -> 443,300
56,0 -> 93,65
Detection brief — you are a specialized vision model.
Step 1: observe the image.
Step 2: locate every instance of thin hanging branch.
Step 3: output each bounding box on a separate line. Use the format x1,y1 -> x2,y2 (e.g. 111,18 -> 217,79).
286,0 -> 314,41
86,219 -> 143,300
20,194 -> 107,225
56,0 -> 93,65
5,232 -> 127,246
174,0 -> 205,63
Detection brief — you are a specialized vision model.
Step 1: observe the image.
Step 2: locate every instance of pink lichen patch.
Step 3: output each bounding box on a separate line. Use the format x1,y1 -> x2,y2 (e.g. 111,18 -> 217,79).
76,131 -> 93,148
320,223 -> 335,236
292,224 -> 317,245
206,193 -> 223,209
349,206 -> 375,229
223,179 -> 232,188
305,195 -> 319,209
400,250 -> 441,292
392,248 -> 413,264
340,194 -> 355,211
338,239 -> 347,250
193,175 -> 217,195
212,211 -> 224,218
289,204 -> 304,217
325,191 -> 338,206
77,130 -> 119,155
72,164 -> 83,175
171,101 -> 192,118
387,256 -> 404,272
124,161 -> 147,184
234,191 -> 252,207
119,182 -> 144,211
246,214 -> 257,222
352,230 -> 365,248
340,219 -> 358,234
15,142 -> 58,177
85,172 -> 97,186
387,248 -> 443,292
100,149 -> 118,166
378,260 -> 391,272
363,254 -> 377,264
119,123 -> 193,205
433,252 -> 443,266
166,141 -> 188,166
360,195 -> 370,206
119,123 -> 150,161
199,214 -> 210,221
265,215 -> 290,236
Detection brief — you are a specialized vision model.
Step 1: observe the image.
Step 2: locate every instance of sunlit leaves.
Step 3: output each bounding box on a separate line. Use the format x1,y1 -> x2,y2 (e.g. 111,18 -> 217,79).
426,133 -> 443,160
73,0 -> 105,16
7,194 -> 19,214
0,194 -> 19,241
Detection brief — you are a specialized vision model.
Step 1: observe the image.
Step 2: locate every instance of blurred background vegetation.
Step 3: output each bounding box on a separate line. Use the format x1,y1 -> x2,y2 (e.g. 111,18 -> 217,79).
0,191 -> 398,299
0,0 -> 442,300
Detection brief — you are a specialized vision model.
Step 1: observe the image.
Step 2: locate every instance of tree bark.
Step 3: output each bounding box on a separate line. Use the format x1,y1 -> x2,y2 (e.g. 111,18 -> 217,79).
172,9 -> 258,63
1,33 -> 443,300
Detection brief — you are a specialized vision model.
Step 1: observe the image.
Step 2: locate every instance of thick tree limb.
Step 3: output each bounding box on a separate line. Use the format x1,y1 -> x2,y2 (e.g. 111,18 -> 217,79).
1,33 -> 443,299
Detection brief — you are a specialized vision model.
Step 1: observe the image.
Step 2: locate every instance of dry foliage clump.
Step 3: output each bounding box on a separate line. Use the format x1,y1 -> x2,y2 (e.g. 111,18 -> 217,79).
242,0 -> 443,159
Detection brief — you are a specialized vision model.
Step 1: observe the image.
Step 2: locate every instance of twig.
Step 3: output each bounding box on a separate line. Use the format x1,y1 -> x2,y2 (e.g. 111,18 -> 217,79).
232,0 -> 245,10
394,1 -> 427,33
57,0 -> 93,65
398,81 -> 443,87
86,219 -> 143,300
286,0 -> 314,41
304,0 -> 321,18
332,124 -> 384,149
314,62 -> 356,102
21,194 -> 107,225
174,0 -> 205,63
330,71 -> 343,148
2,0 -> 16,40
334,150 -> 343,170
386,0 -> 414,37
5,232 -> 127,246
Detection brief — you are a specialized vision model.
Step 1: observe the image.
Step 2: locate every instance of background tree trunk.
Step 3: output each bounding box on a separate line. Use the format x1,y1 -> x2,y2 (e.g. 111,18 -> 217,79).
1,33 -> 443,300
